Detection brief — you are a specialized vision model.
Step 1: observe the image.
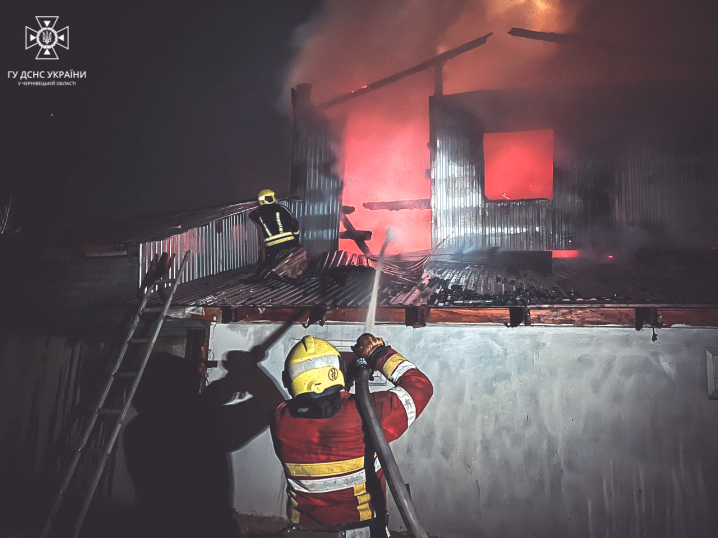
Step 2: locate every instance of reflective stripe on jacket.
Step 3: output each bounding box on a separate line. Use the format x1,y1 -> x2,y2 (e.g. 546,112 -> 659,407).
250,203 -> 300,246
270,350 -> 433,527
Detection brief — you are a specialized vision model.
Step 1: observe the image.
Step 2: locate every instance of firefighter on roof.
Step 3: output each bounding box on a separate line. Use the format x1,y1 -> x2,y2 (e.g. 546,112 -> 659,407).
270,334 -> 433,537
249,189 -> 300,263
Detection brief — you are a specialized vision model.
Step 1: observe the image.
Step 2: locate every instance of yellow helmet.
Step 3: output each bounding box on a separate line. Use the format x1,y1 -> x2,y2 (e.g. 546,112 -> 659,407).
258,189 -> 276,205
283,336 -> 345,398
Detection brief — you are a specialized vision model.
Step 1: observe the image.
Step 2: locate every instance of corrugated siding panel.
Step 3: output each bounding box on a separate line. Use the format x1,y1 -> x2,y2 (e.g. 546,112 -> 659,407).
559,147 -> 718,247
291,105 -> 342,256
430,103 -> 481,250
431,98 -> 718,251
608,148 -> 718,239
139,211 -> 259,286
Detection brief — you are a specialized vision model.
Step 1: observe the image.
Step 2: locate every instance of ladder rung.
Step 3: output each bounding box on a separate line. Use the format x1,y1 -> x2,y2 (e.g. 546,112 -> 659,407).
40,251 -> 191,538
81,447 -> 108,455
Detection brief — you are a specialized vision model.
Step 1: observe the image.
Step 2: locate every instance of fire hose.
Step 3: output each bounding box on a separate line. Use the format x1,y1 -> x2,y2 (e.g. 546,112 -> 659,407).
355,229 -> 427,537
354,359 -> 428,538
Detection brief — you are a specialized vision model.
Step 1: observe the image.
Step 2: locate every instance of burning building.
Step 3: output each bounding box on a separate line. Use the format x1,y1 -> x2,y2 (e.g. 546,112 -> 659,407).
3,10 -> 718,538
430,78 -> 718,252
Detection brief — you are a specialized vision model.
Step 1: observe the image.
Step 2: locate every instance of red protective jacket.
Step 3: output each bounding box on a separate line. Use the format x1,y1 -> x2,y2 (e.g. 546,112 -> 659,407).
270,349 -> 433,527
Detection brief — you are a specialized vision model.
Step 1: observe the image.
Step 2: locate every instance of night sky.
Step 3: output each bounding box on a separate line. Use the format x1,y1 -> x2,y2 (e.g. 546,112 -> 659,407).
0,1 -> 320,233
2,0 -> 717,240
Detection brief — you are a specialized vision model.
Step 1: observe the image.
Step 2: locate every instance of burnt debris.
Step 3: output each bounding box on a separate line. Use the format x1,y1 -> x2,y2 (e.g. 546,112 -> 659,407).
425,274 -> 634,307
428,280 -> 563,307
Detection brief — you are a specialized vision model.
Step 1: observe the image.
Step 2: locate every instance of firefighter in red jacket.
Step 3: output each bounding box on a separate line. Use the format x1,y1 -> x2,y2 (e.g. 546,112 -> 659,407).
270,334 -> 433,537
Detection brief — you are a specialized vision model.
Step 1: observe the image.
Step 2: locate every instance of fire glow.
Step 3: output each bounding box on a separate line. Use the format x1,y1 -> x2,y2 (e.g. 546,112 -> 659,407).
552,250 -> 581,259
335,87 -> 432,256
483,129 -> 554,201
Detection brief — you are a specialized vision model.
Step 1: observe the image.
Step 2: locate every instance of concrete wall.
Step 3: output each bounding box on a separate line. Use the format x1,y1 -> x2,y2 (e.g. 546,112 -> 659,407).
209,322 -> 718,538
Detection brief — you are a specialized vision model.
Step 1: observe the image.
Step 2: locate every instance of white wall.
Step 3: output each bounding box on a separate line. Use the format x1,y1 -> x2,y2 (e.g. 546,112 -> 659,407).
209,322 -> 718,538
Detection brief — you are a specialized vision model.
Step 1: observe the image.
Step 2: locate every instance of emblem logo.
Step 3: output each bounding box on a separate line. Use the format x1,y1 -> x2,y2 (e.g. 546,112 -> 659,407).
26,16 -> 69,60
328,368 -> 339,381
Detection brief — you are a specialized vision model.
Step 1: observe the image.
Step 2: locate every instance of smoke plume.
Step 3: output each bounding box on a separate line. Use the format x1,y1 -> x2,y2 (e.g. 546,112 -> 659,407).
285,0 -> 717,254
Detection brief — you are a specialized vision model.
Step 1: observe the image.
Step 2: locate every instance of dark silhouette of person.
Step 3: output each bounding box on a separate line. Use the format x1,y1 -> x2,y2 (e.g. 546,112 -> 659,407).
124,347 -> 284,538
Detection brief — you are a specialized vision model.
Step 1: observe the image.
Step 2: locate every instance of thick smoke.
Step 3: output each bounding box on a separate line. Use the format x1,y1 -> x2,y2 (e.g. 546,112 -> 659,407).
285,0 -> 717,255
288,0 -> 575,102
289,0 -> 714,102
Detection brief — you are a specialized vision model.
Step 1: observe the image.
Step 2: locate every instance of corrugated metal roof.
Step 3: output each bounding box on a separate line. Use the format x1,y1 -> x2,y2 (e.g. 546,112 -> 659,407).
165,265 -> 380,308
80,195 -> 298,245
309,250 -> 430,284
130,249 -> 718,309
151,250 -> 424,308
407,252 -> 718,307
120,200 -> 259,243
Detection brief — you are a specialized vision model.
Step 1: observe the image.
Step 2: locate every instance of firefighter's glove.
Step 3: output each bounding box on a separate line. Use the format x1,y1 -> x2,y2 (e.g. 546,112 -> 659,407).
352,333 -> 389,369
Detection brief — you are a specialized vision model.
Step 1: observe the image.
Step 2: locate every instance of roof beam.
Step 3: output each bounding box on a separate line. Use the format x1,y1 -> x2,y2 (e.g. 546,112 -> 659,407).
508,27 -> 620,49
507,27 -> 690,64
341,213 -> 373,257
319,33 -> 493,110
363,199 -> 431,211
229,306 -> 718,328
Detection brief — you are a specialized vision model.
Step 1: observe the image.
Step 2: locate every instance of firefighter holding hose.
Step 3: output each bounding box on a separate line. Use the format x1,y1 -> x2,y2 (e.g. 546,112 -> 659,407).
270,334 -> 433,537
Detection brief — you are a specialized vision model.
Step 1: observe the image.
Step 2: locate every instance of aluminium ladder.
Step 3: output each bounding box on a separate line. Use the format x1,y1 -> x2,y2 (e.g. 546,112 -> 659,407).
40,250 -> 191,538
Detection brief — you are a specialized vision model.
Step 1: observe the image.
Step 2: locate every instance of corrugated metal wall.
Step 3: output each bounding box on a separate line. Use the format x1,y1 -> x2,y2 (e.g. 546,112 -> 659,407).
430,102 -> 559,251
290,90 -> 342,257
139,211 -> 259,286
137,95 -> 343,287
430,102 -> 482,250
430,98 -> 718,251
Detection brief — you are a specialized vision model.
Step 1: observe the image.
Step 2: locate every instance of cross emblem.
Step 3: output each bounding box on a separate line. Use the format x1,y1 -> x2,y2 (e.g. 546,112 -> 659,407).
25,16 -> 69,60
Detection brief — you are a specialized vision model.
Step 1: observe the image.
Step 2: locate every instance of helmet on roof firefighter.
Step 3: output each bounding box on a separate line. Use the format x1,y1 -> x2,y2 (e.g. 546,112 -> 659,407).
258,189 -> 276,206
283,336 -> 345,398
